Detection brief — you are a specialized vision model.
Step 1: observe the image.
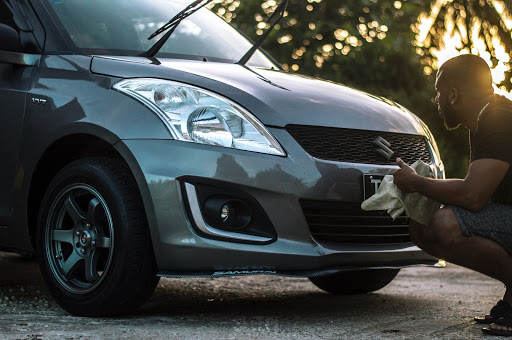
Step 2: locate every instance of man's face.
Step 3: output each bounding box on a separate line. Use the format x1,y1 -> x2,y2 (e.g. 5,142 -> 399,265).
435,70 -> 460,130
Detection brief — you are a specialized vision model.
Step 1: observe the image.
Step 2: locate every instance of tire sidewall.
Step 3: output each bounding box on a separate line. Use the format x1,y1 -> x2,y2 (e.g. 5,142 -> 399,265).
36,159 -> 144,312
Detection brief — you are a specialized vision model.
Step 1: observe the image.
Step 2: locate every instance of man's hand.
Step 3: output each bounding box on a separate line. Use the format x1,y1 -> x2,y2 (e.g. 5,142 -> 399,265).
393,158 -> 419,193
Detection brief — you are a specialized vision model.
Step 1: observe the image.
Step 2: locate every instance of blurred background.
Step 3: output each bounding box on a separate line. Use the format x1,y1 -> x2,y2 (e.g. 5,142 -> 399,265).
208,0 -> 512,178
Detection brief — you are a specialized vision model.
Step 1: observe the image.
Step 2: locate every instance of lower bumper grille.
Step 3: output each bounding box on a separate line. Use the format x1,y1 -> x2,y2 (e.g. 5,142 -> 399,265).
301,200 -> 411,245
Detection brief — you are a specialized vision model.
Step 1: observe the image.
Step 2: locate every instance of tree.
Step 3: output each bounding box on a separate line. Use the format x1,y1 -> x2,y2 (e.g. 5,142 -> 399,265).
415,0 -> 512,92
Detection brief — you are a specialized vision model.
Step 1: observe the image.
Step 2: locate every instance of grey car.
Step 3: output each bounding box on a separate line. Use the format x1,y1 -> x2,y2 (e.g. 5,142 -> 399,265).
0,0 -> 444,316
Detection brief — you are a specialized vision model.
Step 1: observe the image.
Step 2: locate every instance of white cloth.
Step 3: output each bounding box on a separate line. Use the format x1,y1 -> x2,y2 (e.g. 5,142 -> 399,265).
361,160 -> 440,225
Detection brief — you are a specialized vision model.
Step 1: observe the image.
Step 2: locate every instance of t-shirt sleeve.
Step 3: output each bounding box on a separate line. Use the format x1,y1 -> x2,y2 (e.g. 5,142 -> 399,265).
471,108 -> 512,164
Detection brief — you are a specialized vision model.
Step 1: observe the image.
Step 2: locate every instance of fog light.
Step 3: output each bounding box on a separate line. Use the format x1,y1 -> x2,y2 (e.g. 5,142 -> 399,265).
203,196 -> 251,231
221,205 -> 230,222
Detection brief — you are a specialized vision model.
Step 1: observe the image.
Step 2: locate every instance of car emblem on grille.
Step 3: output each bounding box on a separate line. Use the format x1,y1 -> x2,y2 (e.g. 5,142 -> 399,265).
373,136 -> 394,161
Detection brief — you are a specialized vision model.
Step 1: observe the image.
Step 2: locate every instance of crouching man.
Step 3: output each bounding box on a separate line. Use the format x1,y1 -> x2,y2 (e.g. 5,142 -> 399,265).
393,54 -> 512,336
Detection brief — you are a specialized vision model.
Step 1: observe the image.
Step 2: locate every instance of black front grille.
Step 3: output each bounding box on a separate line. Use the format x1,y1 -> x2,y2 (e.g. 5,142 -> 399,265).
301,200 -> 411,245
286,125 -> 431,165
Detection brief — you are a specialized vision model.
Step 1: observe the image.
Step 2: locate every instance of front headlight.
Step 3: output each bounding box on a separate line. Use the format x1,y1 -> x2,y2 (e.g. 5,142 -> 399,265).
113,78 -> 286,156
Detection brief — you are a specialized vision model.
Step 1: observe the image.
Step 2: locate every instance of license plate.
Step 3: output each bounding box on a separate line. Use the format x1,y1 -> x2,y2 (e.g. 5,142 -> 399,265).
363,174 -> 385,200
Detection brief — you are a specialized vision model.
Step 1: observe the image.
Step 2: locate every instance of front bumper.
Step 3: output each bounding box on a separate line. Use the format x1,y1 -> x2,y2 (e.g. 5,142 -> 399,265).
117,127 -> 438,275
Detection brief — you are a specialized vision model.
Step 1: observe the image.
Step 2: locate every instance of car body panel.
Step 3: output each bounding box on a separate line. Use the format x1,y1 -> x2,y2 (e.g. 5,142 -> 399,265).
2,54 -> 171,251
119,136 -> 435,271
0,64 -> 34,222
91,56 -> 425,134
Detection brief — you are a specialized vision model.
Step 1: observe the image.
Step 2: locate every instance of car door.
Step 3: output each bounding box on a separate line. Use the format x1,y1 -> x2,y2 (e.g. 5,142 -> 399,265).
0,0 -> 41,228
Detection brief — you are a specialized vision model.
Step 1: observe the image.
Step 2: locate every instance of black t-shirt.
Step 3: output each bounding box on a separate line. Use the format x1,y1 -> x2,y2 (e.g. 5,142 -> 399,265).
470,94 -> 512,204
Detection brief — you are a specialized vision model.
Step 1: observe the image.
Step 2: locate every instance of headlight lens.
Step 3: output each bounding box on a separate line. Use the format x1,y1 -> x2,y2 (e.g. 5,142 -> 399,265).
113,78 -> 286,156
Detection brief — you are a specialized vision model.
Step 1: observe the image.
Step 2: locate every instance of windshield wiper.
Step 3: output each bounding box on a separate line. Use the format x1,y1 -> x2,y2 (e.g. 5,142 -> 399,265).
237,0 -> 288,65
140,0 -> 212,58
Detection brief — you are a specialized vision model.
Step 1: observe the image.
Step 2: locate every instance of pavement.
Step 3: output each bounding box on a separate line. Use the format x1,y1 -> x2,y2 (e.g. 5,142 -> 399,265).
0,251 -> 505,339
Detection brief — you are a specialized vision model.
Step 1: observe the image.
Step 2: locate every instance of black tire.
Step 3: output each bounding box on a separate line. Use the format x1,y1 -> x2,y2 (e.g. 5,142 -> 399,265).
309,269 -> 400,294
36,157 -> 159,316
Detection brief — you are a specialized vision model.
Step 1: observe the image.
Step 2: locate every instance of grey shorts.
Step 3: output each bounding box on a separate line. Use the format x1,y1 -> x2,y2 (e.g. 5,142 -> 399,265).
451,202 -> 512,254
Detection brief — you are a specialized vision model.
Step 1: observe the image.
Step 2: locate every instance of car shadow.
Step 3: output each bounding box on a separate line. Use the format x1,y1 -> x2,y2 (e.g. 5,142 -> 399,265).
136,276 -> 438,322
0,252 -> 45,287
0,252 -> 438,322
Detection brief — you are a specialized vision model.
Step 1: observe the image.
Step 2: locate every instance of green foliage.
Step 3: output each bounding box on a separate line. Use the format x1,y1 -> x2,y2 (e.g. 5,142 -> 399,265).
209,0 -> 512,178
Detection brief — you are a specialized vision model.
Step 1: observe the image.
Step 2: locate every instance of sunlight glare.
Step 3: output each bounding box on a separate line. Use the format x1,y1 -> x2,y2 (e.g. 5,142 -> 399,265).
417,1 -> 512,95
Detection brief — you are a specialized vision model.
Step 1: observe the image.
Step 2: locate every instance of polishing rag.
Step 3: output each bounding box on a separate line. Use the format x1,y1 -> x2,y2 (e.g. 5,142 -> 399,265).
361,160 -> 440,225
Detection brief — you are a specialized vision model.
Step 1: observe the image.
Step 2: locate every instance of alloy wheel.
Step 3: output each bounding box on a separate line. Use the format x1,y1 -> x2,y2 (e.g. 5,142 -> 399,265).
45,184 -> 114,294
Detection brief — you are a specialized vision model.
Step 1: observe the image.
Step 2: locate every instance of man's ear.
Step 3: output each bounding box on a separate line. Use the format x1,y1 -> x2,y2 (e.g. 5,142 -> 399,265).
449,88 -> 460,105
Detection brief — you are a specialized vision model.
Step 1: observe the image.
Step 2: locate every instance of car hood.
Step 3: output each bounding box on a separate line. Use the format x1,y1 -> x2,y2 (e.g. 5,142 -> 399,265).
91,56 -> 425,134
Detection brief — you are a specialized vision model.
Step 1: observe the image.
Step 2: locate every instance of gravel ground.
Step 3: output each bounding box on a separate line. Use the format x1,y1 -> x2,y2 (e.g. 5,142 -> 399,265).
0,251 -> 504,339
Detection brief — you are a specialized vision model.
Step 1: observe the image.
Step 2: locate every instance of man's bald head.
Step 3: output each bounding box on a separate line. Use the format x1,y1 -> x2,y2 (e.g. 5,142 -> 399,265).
437,54 -> 493,95
435,54 -> 496,131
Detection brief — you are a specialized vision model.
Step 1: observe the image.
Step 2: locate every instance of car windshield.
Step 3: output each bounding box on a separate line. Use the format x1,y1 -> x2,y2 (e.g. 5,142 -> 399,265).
43,0 -> 276,68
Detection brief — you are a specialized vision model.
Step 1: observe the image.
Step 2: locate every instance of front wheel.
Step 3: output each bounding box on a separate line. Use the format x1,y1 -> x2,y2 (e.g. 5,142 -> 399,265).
309,269 -> 400,294
37,157 -> 159,316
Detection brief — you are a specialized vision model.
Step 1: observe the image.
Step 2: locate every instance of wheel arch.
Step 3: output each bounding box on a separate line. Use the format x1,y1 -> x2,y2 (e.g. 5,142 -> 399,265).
26,133 -> 158,255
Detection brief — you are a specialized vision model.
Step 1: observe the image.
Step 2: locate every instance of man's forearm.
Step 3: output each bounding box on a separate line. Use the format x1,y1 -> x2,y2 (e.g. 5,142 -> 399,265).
413,176 -> 480,211
393,158 -> 508,211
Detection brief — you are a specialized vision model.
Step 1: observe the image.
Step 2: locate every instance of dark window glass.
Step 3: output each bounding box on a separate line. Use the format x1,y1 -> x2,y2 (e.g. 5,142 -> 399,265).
0,0 -> 42,53
0,0 -> 21,52
0,1 -> 17,29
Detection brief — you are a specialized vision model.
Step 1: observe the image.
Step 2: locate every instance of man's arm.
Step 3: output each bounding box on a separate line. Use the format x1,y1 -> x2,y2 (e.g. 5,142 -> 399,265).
393,158 -> 510,212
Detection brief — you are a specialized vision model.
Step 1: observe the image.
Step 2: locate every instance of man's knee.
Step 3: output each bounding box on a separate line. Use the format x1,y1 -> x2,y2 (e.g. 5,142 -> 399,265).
430,207 -> 465,242
410,207 -> 465,252
409,220 -> 429,249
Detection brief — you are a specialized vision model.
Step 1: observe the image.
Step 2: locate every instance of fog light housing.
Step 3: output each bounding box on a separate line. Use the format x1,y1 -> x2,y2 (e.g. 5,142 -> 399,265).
203,197 -> 252,231
180,178 -> 277,244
